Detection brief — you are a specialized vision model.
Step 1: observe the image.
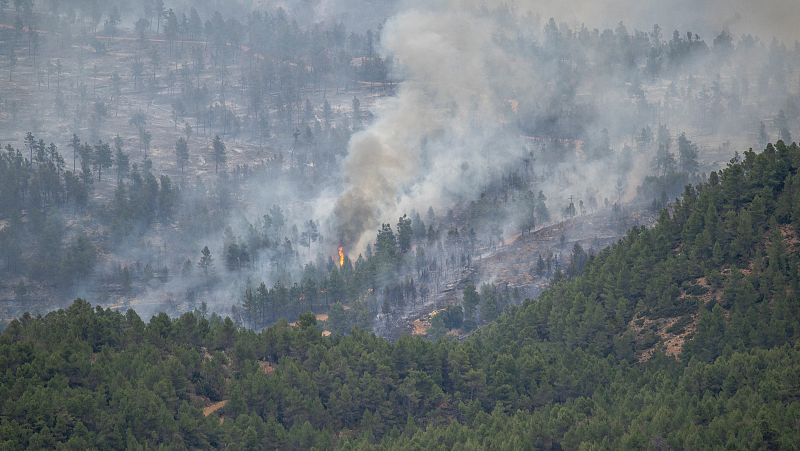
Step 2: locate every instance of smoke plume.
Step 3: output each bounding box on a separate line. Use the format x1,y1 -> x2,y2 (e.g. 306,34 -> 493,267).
333,4 -> 525,250
332,0 -> 800,251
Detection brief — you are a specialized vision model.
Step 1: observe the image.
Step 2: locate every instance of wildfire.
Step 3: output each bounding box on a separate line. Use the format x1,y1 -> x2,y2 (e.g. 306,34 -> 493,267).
338,245 -> 345,268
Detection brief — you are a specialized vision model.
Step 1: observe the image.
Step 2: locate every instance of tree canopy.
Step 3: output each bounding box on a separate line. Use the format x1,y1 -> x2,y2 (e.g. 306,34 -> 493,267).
2,141 -> 800,448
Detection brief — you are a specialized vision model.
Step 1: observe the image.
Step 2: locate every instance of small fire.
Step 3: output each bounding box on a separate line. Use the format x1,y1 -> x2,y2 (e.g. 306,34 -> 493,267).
338,245 -> 345,268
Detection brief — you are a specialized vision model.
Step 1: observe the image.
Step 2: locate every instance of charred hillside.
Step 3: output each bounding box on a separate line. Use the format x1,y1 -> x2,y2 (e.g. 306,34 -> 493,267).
1,141 -> 799,449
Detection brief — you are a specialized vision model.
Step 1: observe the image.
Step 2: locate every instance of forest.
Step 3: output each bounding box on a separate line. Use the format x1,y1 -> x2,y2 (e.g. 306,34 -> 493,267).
0,0 -> 799,448
1,141 -> 799,448
2,0 -> 799,338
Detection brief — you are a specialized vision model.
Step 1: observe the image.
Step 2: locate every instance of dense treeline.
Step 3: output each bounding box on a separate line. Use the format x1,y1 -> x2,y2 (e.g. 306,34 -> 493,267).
1,141 -> 799,448
0,133 -> 185,290
4,0 -> 798,326
0,0 -> 396,312
518,17 -> 800,140
0,137 -> 95,285
233,203 -> 516,334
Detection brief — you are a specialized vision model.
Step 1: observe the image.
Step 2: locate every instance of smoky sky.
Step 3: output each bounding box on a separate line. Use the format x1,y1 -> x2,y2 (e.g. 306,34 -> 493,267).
541,0 -> 800,42
407,0 -> 800,41
328,0 -> 800,252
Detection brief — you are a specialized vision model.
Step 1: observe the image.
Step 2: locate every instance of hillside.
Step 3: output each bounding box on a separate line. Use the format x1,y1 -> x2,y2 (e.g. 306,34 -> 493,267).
1,141 -> 799,449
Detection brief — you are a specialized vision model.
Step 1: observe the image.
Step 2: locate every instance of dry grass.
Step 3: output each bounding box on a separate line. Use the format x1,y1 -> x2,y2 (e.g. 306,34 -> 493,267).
630,311 -> 699,362
679,277 -> 720,304
258,360 -> 275,375
202,400 -> 228,417
412,318 -> 430,336
780,224 -> 799,252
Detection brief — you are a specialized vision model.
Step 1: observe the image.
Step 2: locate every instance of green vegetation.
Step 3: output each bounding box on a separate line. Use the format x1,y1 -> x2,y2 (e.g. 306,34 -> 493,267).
0,138 -> 95,285
0,134 -> 183,288
2,141 -> 799,448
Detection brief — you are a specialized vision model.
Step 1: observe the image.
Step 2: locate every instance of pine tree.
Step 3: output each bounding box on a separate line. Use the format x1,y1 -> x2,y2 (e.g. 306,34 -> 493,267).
759,121 -> 769,147
114,136 -> 129,183
69,134 -> 80,172
78,143 -> 94,186
654,125 -> 676,176
323,98 -> 332,128
375,223 -> 398,271
397,214 -> 413,253
776,110 -> 793,143
198,246 -> 213,276
175,137 -> 189,174
677,132 -> 699,175
212,135 -> 226,173
94,141 -> 113,181
462,284 -> 480,329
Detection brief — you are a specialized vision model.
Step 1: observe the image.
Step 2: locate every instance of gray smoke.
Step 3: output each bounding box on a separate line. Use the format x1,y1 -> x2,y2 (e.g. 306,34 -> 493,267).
331,0 -> 800,252
332,4 -> 525,250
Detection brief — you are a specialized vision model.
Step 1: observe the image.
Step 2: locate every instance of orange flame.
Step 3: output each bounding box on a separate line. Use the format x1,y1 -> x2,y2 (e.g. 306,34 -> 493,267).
338,246 -> 345,268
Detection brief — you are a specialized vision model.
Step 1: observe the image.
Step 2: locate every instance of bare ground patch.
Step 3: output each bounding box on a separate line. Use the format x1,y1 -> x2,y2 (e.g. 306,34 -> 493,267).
202,400 -> 228,417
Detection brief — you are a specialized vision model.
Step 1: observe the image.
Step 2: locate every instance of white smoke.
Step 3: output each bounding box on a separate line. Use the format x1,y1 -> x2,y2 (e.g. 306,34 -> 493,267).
332,4 -> 528,250
330,0 -> 800,251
